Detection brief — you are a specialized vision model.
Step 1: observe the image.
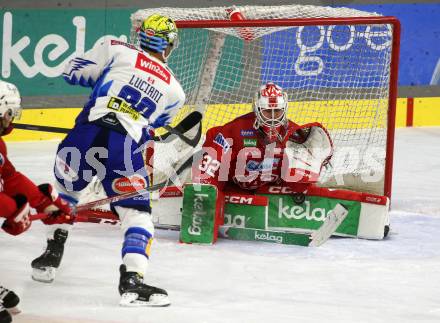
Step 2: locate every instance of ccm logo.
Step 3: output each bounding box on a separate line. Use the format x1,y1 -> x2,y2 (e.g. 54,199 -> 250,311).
112,176 -> 147,194
225,195 -> 253,204
267,186 -> 294,194
365,196 -> 381,203
363,195 -> 386,205
135,53 -> 171,84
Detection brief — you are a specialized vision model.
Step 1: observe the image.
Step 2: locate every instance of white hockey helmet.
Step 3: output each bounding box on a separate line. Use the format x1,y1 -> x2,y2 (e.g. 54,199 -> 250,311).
0,80 -> 22,120
253,82 -> 288,129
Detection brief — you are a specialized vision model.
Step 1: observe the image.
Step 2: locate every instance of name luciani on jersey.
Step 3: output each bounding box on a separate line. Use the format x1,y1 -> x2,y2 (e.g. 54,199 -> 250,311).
128,75 -> 164,103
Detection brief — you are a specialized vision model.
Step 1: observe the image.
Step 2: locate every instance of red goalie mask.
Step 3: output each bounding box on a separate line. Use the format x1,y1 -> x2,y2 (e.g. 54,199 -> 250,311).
253,82 -> 288,142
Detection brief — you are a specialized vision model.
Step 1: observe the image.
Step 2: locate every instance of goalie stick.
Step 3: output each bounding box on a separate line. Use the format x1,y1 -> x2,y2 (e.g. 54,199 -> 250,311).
13,111 -> 203,148
30,203 -> 347,247
221,203 -> 348,246
156,111 -> 202,147
69,203 -> 346,248
308,203 -> 348,247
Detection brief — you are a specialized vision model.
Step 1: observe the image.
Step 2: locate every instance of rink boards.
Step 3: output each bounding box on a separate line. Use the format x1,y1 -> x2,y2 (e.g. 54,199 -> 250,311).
5,97 -> 440,142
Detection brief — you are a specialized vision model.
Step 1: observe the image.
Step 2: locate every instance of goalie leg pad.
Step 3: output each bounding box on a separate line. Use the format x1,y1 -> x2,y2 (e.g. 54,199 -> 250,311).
180,184 -> 224,244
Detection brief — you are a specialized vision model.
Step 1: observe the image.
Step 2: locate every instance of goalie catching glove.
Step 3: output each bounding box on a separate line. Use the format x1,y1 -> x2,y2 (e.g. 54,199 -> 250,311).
282,122 -> 333,184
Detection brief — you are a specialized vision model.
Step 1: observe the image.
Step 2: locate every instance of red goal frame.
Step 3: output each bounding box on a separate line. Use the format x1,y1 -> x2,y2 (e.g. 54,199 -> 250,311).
176,17 -> 401,199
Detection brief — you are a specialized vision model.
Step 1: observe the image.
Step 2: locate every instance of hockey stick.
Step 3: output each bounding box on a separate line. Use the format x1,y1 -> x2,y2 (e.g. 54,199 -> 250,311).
35,153 -> 191,218
31,209 -> 183,229
29,211 -> 119,225
13,111 -> 203,147
74,175 -> 175,213
13,123 -> 70,134
73,150 -> 194,212
26,112 -> 199,223
27,135 -> 195,225
157,111 -> 203,147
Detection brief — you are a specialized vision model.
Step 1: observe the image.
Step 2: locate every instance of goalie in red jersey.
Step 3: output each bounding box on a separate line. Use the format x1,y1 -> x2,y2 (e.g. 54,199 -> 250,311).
194,81 -> 333,193
190,82 -> 334,242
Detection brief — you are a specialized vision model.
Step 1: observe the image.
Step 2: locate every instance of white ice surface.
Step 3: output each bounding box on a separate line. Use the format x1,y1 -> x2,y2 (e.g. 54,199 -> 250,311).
1,127 -> 440,323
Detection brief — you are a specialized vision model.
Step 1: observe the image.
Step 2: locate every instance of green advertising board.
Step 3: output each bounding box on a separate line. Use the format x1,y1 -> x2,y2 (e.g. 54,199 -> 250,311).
1,9 -> 133,96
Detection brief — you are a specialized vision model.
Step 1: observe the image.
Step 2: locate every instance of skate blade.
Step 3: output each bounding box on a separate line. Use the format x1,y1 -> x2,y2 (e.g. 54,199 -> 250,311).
6,306 -> 21,316
31,267 -> 56,283
119,293 -> 170,307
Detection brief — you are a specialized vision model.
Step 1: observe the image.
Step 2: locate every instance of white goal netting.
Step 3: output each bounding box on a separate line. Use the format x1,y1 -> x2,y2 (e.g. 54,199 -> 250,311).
130,5 -> 399,196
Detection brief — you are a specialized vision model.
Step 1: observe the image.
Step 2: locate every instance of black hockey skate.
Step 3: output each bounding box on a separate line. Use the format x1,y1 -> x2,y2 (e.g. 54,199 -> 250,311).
0,306 -> 12,323
0,286 -> 20,323
31,228 -> 68,283
118,264 -> 170,307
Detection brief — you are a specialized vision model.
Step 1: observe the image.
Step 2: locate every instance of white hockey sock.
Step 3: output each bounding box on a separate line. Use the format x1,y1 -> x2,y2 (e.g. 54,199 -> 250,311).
123,253 -> 149,276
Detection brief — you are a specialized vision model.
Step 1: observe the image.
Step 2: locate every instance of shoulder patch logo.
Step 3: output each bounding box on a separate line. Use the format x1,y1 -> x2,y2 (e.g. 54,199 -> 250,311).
135,53 -> 171,84
214,133 -> 231,152
245,158 -> 279,172
110,39 -> 137,50
240,129 -> 255,137
243,138 -> 257,147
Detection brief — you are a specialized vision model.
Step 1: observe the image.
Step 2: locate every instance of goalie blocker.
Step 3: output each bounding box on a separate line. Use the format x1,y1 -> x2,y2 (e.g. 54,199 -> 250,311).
180,184 -> 390,246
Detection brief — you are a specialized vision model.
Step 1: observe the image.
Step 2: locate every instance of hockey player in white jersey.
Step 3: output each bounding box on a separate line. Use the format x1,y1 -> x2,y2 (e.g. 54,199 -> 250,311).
31,14 -> 185,307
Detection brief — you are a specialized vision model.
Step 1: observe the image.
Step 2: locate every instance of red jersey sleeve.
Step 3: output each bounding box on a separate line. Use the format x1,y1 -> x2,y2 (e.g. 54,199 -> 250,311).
0,139 -> 47,218
192,125 -> 233,190
0,193 -> 18,218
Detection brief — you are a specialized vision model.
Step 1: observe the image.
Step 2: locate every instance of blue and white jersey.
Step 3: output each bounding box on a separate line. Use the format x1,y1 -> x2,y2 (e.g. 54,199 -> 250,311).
63,38 -> 185,143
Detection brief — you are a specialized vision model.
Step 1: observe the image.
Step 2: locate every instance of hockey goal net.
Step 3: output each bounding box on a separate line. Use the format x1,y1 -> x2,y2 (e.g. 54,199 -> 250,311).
130,5 -> 400,198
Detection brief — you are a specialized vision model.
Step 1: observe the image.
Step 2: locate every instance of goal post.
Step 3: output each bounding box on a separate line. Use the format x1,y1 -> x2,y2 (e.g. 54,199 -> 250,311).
130,5 -> 401,198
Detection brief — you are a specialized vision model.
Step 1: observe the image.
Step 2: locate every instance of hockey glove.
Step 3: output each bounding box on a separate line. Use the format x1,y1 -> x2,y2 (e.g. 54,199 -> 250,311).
2,194 -> 31,235
36,184 -> 74,225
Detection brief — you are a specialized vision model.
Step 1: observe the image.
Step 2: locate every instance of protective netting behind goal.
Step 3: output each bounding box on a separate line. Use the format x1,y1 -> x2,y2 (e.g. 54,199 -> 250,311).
130,5 -> 399,197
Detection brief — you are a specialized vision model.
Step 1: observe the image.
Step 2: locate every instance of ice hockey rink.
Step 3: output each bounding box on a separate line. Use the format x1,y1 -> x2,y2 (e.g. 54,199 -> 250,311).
1,126 -> 440,323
